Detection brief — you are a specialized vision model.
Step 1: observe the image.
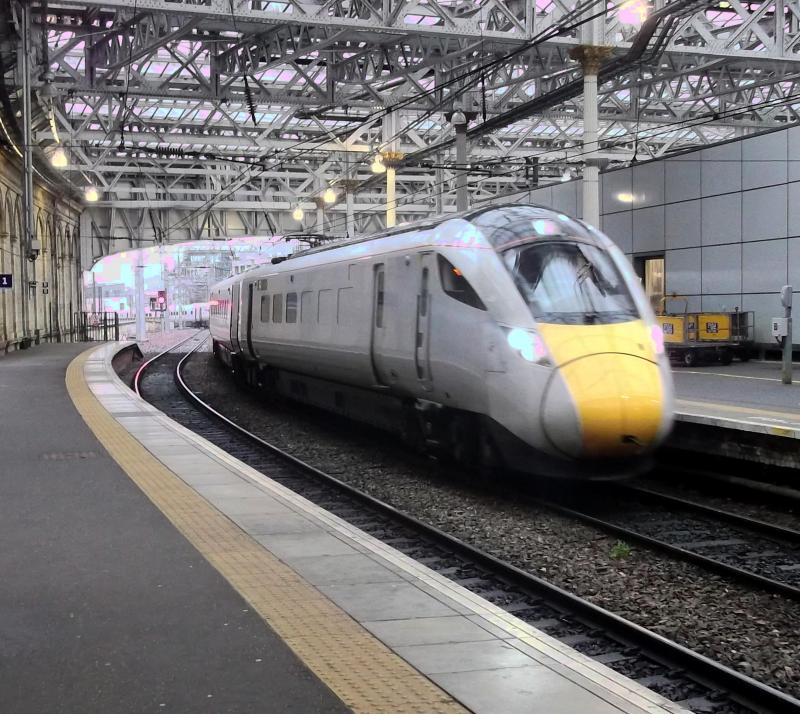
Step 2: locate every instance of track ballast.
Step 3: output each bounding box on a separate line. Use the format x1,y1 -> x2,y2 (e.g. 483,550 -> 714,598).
129,334 -> 800,714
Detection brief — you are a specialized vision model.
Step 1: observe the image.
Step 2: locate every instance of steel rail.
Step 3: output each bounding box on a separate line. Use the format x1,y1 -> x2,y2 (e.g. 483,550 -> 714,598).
619,483 -> 800,544
159,337 -> 800,714
657,458 -> 800,506
531,495 -> 800,603
132,329 -> 207,397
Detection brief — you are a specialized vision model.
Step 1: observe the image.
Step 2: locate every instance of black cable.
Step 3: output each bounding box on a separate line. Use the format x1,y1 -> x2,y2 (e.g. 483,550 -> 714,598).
159,0 -> 613,239
304,88 -> 800,236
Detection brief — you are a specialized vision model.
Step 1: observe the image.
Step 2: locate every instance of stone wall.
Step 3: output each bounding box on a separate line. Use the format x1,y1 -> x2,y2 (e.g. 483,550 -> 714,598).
0,152 -> 82,351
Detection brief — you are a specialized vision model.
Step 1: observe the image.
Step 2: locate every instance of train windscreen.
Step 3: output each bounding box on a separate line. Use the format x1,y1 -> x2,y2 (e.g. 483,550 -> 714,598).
503,241 -> 639,325
471,205 -> 594,249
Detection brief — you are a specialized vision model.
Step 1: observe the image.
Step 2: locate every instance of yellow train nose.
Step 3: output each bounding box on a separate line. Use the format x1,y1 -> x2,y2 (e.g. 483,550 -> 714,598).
543,354 -> 664,458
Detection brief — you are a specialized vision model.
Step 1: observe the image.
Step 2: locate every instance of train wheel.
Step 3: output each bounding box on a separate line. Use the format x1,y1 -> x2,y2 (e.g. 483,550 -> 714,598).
448,413 -> 480,467
719,348 -> 733,366
230,355 -> 248,389
682,350 -> 697,367
401,404 -> 427,454
256,366 -> 277,395
475,427 -> 504,482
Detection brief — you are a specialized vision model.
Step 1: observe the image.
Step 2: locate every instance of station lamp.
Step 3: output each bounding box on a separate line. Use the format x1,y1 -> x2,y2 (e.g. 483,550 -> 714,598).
84,185 -> 99,202
292,206 -> 304,221
50,146 -> 68,168
323,187 -> 336,204
371,154 -> 386,174
618,0 -> 648,25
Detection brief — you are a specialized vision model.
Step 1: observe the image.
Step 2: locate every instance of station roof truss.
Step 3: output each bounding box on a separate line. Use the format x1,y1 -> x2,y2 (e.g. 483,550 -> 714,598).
2,0 -> 800,249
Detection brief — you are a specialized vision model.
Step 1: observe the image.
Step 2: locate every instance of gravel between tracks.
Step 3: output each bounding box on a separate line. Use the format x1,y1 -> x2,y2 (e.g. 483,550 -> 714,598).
182,351 -> 800,700
114,330 -> 201,387
637,476 -> 800,533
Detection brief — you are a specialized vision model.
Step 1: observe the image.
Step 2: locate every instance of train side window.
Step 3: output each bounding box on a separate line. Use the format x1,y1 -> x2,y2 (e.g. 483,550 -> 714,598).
286,293 -> 298,323
260,294 -> 270,322
272,294 -> 283,323
318,289 -> 334,324
375,268 -> 385,328
337,287 -> 354,325
301,291 -> 314,323
437,255 -> 486,310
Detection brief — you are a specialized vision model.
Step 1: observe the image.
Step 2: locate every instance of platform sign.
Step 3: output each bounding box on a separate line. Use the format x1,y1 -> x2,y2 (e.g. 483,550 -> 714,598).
0,274 -> 11,289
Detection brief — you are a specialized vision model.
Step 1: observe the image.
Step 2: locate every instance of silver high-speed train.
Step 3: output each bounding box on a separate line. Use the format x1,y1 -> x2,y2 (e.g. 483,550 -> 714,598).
209,204 -> 674,478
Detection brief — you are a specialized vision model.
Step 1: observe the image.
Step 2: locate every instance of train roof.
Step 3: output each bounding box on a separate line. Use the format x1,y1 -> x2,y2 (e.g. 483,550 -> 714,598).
209,203 -> 603,290
282,203 -> 595,262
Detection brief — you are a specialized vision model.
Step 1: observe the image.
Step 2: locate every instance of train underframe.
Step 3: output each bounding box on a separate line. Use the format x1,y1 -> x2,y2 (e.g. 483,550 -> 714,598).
213,340 -> 646,480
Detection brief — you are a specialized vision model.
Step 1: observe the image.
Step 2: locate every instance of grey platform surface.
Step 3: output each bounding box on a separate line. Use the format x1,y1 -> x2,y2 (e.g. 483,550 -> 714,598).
673,361 -> 800,436
83,342 -> 688,714
0,344 -> 348,714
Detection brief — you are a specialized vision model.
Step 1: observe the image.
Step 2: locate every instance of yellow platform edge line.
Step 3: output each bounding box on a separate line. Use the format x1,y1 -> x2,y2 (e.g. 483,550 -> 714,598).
66,347 -> 466,714
677,398 -> 800,423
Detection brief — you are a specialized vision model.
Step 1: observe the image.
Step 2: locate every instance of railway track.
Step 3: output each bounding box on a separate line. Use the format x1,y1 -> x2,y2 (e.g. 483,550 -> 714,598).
131,333 -> 800,714
532,482 -> 800,602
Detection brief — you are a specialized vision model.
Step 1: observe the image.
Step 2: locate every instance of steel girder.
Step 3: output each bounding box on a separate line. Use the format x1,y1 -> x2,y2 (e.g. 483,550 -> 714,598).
4,0 -> 800,250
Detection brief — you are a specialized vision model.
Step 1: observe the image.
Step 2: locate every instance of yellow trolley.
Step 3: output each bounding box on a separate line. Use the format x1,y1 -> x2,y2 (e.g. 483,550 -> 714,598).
657,297 -> 754,367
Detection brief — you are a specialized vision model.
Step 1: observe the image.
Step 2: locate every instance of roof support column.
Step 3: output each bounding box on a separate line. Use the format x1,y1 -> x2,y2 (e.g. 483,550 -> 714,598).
19,0 -> 35,340
382,112 -> 402,228
451,109 -> 469,213
570,37 -> 612,228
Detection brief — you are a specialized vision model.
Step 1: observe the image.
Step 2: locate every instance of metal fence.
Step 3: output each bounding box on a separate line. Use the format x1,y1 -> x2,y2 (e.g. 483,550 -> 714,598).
74,312 -> 120,342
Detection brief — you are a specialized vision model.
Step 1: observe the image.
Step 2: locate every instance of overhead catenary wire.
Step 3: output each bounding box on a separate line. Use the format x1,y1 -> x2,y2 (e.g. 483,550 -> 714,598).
298,88 -> 800,238
156,0 -> 616,240
59,0 -> 792,241
160,0 -> 762,239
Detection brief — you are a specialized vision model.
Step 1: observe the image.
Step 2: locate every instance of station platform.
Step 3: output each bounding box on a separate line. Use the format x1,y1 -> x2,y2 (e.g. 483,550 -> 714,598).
671,361 -> 800,467
0,340 -> 687,714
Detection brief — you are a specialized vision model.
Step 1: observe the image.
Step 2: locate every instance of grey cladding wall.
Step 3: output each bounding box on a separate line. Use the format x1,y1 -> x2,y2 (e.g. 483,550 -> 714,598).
523,125 -> 800,344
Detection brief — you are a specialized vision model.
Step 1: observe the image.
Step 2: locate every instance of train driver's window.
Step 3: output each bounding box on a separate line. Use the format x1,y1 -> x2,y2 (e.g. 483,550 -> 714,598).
260,295 -> 270,322
286,293 -> 298,323
437,255 -> 486,310
272,294 -> 283,324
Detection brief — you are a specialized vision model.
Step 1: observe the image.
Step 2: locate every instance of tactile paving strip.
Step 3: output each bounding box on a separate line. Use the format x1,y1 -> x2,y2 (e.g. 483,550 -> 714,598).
66,349 -> 466,714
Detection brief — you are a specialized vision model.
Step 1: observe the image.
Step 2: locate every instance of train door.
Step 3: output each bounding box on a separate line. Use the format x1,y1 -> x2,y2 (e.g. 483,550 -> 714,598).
369,263 -> 390,385
245,282 -> 255,358
414,253 -> 433,389
230,283 -> 241,353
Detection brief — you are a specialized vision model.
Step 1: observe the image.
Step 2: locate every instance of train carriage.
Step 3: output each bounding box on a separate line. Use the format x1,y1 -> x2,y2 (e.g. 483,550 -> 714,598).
210,204 -> 674,478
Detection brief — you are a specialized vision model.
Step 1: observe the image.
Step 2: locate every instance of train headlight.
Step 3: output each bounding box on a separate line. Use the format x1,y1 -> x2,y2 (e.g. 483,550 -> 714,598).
650,324 -> 665,356
505,327 -> 551,366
